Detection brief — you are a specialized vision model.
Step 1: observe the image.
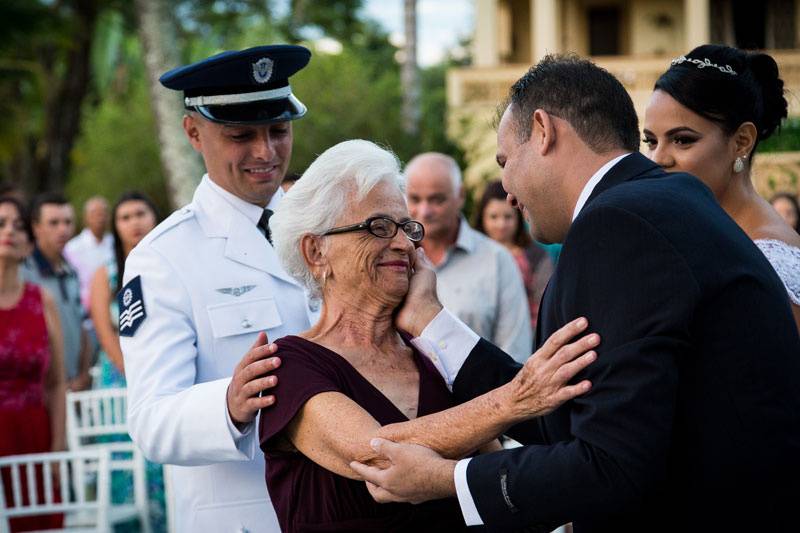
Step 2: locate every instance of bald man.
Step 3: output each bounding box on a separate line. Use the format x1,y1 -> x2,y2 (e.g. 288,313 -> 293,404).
404,153 -> 532,361
65,196 -> 113,312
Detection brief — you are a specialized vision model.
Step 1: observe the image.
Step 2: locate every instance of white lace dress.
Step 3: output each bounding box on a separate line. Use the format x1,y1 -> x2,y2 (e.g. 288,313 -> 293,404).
754,239 -> 800,306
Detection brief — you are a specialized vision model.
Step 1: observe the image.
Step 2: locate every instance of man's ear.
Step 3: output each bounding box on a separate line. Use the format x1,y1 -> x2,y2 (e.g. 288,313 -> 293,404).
532,109 -> 556,156
183,114 -> 203,152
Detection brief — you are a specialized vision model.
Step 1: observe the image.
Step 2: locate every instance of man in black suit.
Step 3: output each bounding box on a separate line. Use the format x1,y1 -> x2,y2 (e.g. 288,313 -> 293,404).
351,55 -> 800,531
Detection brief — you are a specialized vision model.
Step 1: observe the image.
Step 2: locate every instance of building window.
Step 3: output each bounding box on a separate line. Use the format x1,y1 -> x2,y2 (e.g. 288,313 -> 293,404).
589,6 -> 621,55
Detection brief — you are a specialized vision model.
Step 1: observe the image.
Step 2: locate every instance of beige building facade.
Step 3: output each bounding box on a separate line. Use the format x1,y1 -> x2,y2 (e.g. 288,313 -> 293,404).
450,0 -> 800,197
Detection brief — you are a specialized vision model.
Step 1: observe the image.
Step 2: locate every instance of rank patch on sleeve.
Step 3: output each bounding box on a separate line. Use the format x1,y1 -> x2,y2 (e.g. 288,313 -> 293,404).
118,276 -> 147,337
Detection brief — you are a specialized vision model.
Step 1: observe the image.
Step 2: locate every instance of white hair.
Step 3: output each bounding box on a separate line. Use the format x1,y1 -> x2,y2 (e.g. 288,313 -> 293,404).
403,152 -> 462,195
270,139 -> 404,298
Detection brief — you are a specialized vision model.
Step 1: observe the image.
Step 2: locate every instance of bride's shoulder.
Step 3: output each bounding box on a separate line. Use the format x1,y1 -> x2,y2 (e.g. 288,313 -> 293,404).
753,238 -> 800,306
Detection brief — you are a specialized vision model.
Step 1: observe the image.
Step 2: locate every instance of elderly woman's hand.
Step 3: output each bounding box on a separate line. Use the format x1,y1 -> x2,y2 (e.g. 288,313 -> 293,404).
503,317 -> 599,422
395,248 -> 443,336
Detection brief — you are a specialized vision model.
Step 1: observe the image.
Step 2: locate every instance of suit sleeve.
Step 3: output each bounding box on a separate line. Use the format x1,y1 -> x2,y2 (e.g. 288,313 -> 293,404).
492,247 -> 533,362
120,243 -> 254,466
463,205 -> 699,529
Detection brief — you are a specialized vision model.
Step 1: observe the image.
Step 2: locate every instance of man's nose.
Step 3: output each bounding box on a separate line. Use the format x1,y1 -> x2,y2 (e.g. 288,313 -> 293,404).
252,134 -> 275,160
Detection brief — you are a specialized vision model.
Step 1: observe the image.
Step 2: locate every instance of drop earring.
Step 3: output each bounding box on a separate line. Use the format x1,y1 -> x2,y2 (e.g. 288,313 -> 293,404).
733,156 -> 746,173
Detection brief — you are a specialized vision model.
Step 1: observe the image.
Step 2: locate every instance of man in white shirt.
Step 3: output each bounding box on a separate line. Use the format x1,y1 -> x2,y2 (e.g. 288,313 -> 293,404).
64,196 -> 113,312
405,152 -> 532,360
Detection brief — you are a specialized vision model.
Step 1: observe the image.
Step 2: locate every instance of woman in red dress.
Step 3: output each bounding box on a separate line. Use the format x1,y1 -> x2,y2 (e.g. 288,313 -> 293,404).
0,196 -> 66,531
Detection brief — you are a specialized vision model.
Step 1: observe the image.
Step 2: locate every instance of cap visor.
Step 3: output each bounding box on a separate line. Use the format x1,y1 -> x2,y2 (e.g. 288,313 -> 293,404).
195,94 -> 307,125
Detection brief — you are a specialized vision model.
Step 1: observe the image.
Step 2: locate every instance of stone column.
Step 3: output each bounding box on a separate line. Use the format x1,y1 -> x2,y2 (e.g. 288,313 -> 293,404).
474,0 -> 500,66
532,0 -> 561,62
684,0 -> 710,50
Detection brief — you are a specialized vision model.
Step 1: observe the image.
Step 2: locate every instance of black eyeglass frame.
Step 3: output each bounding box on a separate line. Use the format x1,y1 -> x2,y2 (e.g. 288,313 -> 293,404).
322,216 -> 425,242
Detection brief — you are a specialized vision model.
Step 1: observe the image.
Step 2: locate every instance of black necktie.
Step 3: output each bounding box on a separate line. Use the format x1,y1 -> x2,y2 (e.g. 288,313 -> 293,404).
258,209 -> 273,244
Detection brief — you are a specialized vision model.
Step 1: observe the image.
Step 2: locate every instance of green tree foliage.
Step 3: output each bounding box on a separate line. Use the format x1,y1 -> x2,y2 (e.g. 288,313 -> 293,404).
67,37 -> 170,217
3,0 -> 463,211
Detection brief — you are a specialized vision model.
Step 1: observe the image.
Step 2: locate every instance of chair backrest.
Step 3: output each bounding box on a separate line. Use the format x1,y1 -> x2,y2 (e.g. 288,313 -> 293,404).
0,448 -> 110,533
66,388 -> 129,449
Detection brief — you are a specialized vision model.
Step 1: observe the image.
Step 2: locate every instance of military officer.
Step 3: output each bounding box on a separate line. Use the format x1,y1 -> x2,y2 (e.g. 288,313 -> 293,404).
118,45 -> 317,532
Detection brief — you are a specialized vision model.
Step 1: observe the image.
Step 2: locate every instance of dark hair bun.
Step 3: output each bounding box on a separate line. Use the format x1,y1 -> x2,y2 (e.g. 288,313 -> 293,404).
747,52 -> 788,140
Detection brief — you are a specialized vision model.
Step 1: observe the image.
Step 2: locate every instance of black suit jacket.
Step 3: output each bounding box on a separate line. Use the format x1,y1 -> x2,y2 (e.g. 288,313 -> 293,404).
453,153 -> 800,532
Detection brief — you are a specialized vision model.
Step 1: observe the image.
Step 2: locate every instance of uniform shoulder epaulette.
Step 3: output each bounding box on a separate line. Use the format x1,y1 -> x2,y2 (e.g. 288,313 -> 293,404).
142,205 -> 197,245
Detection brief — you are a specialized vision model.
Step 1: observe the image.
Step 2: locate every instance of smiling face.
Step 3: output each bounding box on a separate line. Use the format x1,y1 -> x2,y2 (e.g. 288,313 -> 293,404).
0,201 -> 29,263
183,113 -> 293,207
643,90 -> 737,198
323,181 -> 416,307
115,200 -> 157,252
496,105 -> 565,244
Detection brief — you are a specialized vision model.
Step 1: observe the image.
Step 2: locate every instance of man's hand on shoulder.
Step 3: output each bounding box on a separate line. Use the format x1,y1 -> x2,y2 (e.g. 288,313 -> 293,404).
227,331 -> 281,430
395,248 -> 444,337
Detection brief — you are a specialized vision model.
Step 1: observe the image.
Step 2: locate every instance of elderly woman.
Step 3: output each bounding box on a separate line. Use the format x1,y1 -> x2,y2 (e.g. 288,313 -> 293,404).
259,140 -> 599,532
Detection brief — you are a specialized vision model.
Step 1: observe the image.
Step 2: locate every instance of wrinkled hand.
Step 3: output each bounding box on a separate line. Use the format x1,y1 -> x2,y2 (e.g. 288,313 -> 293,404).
506,317 -> 599,421
395,248 -> 443,337
350,438 -> 456,504
227,332 -> 281,428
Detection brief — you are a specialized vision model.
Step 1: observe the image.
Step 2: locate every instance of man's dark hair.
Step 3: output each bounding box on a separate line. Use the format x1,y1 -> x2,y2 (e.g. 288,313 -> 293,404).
506,54 -> 640,153
30,192 -> 70,223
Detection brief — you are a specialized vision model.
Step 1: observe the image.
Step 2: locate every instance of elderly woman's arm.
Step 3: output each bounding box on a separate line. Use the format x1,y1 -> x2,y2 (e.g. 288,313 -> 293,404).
285,319 -> 598,480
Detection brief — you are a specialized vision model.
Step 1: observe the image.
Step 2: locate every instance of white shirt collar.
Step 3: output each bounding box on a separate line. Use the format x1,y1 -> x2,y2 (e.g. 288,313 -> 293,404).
571,153 -> 631,222
203,174 -> 284,225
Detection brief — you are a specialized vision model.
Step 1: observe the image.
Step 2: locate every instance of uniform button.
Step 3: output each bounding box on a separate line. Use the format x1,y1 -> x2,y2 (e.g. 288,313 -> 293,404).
241,319 -> 252,329
438,341 -> 447,349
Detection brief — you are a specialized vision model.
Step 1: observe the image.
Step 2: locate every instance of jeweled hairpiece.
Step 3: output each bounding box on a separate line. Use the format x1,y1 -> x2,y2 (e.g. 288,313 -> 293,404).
670,55 -> 737,76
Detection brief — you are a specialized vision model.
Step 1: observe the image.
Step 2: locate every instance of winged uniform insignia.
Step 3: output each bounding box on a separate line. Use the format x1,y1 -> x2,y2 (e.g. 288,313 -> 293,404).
216,285 -> 256,297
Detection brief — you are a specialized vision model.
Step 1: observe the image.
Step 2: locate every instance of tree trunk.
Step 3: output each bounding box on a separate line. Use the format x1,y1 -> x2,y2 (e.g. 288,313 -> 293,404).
135,0 -> 203,208
401,0 -> 420,136
32,0 -> 99,194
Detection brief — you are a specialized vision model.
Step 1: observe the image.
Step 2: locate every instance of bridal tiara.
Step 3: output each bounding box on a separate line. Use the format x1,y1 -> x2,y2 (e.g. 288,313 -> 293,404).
670,55 -> 738,76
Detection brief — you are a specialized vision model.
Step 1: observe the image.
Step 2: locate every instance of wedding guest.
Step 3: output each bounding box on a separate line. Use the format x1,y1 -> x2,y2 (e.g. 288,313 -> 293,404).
770,192 -> 799,233
89,192 -> 158,385
404,153 -> 532,361
0,196 -> 66,532
88,191 -> 164,531
21,193 -> 93,391
475,180 -> 554,334
644,44 -> 800,330
65,196 -> 113,313
261,140 -> 597,533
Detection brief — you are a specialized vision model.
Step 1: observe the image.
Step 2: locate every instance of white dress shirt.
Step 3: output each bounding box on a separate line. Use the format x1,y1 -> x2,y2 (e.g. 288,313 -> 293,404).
412,153 -> 631,526
64,228 -> 114,311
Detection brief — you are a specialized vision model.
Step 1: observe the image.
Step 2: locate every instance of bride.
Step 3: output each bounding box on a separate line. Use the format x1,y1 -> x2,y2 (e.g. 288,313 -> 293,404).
643,44 -> 800,330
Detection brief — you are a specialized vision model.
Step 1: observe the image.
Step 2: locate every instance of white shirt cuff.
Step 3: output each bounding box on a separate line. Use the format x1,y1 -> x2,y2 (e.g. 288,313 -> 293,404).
224,390 -> 257,457
410,308 -> 480,390
455,458 -> 484,526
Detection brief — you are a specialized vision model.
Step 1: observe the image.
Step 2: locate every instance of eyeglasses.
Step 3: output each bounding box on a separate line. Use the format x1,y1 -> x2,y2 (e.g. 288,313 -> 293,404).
322,216 -> 425,242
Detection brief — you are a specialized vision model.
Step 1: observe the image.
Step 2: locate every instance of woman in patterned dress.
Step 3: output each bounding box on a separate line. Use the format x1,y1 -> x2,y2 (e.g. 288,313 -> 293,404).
88,191 -> 166,532
0,196 -> 66,531
474,180 -> 553,335
643,44 -> 800,331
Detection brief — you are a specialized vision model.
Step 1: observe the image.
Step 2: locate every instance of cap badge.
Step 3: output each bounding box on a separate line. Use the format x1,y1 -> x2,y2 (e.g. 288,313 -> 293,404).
252,57 -> 274,84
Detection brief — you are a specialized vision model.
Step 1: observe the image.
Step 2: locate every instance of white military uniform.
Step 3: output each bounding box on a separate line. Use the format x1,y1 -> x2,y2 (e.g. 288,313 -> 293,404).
120,175 -> 317,532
